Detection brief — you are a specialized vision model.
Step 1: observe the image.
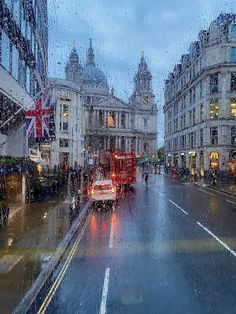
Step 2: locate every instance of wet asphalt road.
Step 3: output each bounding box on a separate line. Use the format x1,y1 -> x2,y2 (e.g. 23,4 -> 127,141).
42,174 -> 236,314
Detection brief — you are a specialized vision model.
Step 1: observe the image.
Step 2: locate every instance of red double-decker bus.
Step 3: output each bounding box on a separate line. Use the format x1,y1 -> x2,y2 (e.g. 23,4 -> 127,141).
110,152 -> 136,186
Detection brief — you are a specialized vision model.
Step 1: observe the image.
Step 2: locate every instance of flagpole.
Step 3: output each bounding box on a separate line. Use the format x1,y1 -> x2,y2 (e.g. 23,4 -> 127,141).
0,84 -> 50,130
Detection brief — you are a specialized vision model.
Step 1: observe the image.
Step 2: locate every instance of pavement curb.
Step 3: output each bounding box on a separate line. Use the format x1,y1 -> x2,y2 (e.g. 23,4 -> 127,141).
187,181 -> 236,199
13,199 -> 91,314
208,186 -> 236,199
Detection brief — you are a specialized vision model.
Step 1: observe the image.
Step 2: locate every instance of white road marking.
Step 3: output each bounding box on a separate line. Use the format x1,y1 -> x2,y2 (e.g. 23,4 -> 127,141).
109,221 -> 113,249
99,267 -> 110,314
197,221 -> 236,258
169,199 -> 188,215
197,188 -> 214,196
37,213 -> 90,314
159,192 -> 165,197
226,199 -> 236,206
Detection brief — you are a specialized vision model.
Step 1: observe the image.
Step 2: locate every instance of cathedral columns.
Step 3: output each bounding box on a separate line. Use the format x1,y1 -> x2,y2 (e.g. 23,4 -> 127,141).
104,111 -> 108,127
115,112 -> 118,128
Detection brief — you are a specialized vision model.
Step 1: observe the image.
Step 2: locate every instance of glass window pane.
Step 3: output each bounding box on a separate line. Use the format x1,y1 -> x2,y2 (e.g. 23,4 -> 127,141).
12,45 -> 19,80
231,48 -> 236,63
13,0 -> 20,26
4,0 -> 12,10
231,25 -> 236,38
1,31 -> 11,71
26,66 -> 30,93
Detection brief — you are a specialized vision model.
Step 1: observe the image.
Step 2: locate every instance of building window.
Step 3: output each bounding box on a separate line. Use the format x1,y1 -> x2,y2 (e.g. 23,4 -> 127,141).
181,135 -> 186,149
189,111 -> 192,126
26,66 -> 30,93
12,45 -> 19,80
200,80 -> 203,98
210,74 -> 218,93
210,127 -> 218,145
13,0 -> 20,26
19,57 -> 26,87
21,7 -> 26,35
62,104 -> 69,117
192,86 -> 196,103
144,118 -> 148,128
230,100 -> 236,118
144,142 -> 148,152
4,0 -> 12,10
231,73 -> 236,91
131,117 -> 134,128
231,48 -> 236,63
210,102 -> 218,119
200,129 -> 203,147
200,104 -> 204,121
231,25 -> 236,37
108,112 -> 115,128
1,31 -> 11,71
231,127 -> 236,145
99,110 -> 104,127
62,122 -> 68,131
189,89 -> 192,104
60,139 -> 69,147
121,137 -> 125,151
121,112 -> 126,128
190,132 -> 195,148
192,108 -> 196,125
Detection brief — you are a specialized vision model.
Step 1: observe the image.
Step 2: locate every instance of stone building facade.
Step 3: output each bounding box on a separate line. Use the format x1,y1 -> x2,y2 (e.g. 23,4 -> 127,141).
49,79 -> 85,169
164,14 -> 236,177
50,40 -> 157,168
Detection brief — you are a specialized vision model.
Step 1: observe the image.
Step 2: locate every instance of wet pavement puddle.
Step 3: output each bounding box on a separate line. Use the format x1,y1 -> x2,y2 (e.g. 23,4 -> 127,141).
0,254 -> 23,273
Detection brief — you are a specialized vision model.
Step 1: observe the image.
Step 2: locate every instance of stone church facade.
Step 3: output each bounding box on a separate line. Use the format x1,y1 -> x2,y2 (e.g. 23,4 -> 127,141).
50,40 -> 157,168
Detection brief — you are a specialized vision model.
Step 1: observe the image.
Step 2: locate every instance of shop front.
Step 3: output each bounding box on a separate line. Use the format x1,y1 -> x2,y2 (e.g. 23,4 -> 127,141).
199,150 -> 204,177
229,150 -> 236,177
180,152 -> 186,169
188,151 -> 197,175
173,154 -> 179,169
209,151 -> 219,171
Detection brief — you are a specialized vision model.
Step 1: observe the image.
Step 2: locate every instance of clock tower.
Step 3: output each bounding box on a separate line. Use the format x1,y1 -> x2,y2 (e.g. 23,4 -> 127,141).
130,52 -> 155,107
129,53 -> 158,158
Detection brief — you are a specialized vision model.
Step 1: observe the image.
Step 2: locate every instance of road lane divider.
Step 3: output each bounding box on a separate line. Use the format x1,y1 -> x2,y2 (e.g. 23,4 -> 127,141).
109,221 -> 114,249
100,267 -> 110,314
196,221 -> 236,258
37,213 -> 91,314
169,199 -> 188,215
159,192 -> 165,197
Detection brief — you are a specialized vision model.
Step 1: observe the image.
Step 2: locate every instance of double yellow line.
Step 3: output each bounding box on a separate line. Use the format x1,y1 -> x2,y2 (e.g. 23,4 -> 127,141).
37,213 -> 90,314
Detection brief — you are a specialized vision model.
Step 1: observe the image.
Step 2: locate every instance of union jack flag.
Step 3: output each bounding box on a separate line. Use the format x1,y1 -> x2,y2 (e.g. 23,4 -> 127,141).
25,88 -> 53,140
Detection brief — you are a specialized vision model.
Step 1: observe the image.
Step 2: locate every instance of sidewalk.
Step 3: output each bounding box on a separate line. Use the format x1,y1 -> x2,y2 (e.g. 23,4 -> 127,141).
200,180 -> 236,197
0,189 -> 89,314
164,172 -> 236,198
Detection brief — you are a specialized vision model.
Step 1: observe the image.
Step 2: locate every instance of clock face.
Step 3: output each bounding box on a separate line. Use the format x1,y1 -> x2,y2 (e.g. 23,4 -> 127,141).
143,95 -> 150,105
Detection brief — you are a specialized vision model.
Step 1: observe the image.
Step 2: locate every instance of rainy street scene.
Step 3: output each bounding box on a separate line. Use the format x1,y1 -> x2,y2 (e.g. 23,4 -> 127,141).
0,0 -> 236,313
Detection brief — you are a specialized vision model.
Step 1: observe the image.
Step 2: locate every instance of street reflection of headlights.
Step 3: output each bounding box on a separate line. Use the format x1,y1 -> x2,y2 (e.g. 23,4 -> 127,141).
7,238 -> 13,246
43,212 -> 48,219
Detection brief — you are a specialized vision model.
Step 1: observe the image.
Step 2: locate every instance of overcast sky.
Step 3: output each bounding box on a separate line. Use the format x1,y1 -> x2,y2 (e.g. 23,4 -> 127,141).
47,0 -> 236,147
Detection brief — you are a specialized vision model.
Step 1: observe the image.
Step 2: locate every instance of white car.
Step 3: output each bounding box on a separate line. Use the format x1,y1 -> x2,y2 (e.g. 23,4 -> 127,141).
91,179 -> 117,210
